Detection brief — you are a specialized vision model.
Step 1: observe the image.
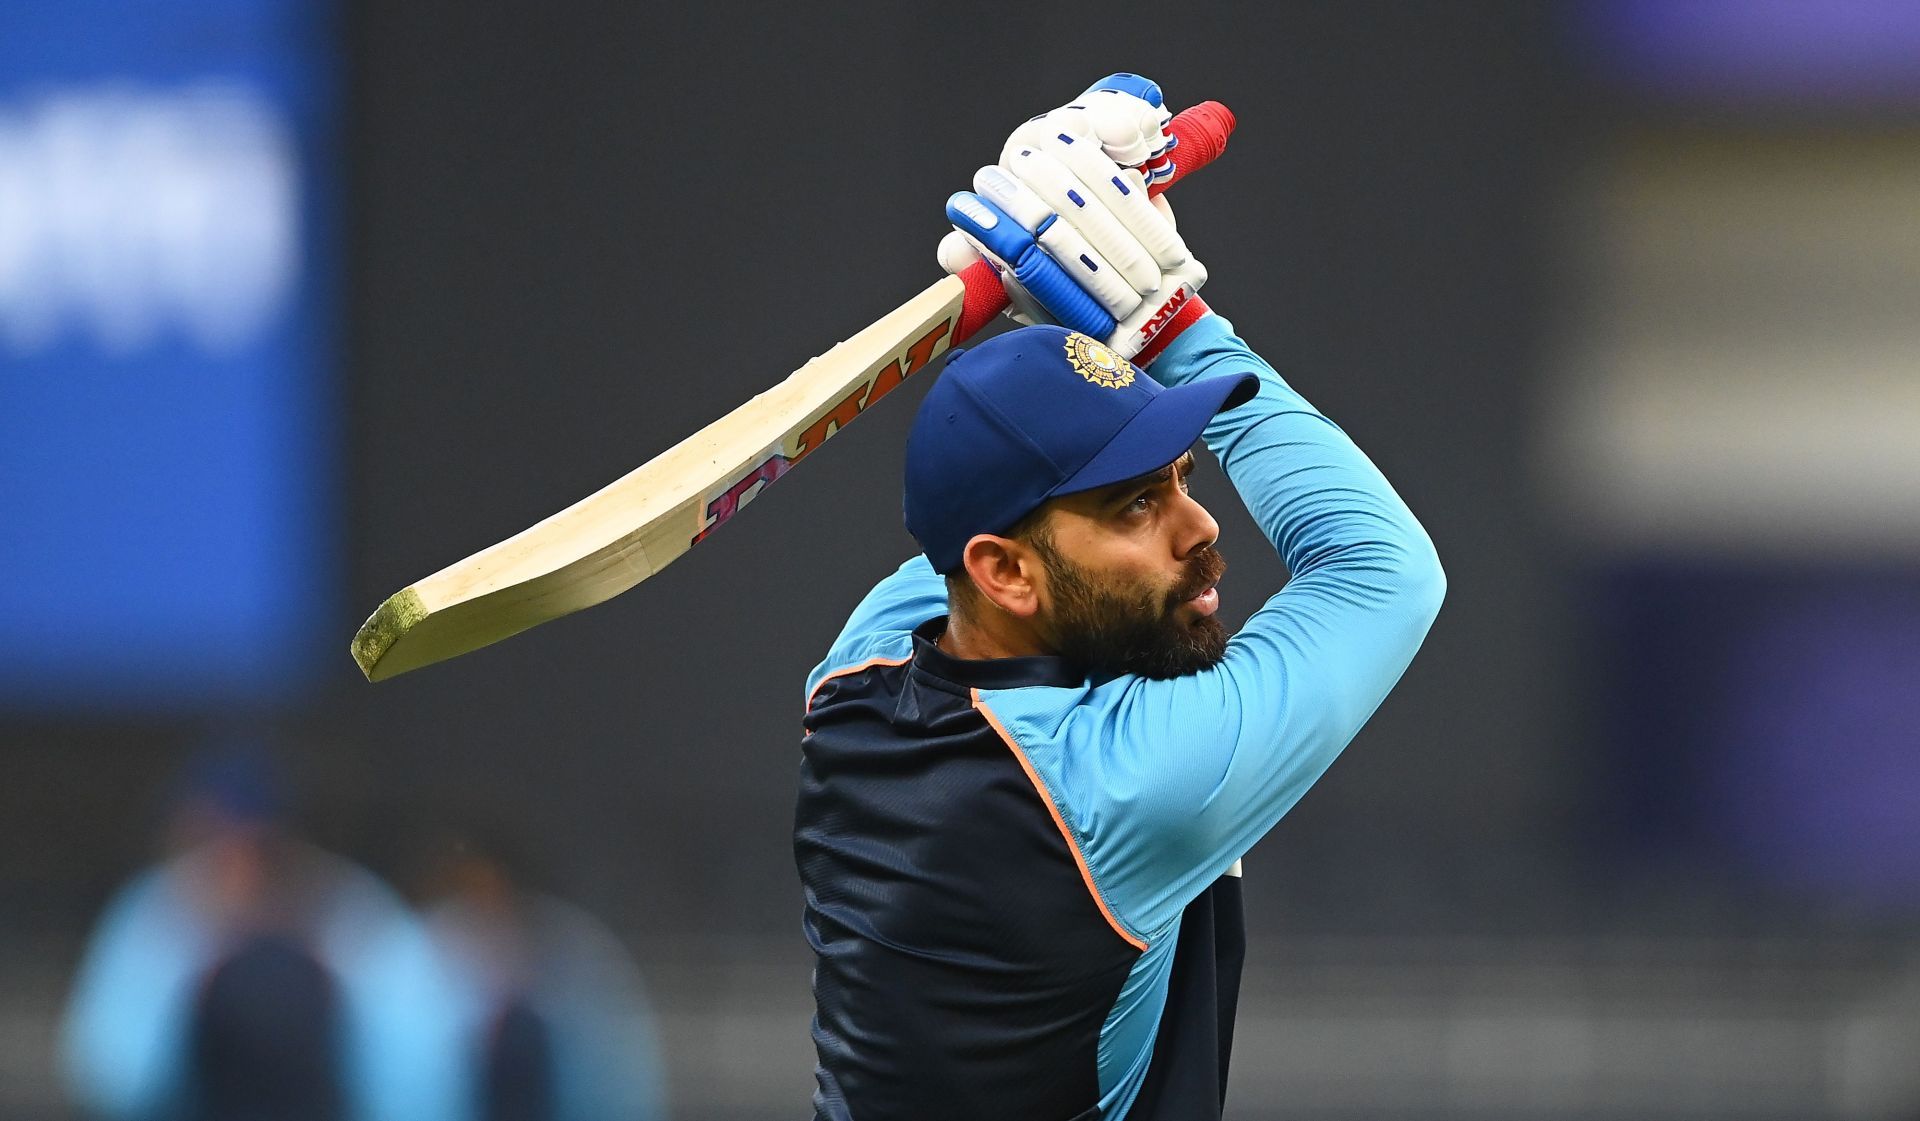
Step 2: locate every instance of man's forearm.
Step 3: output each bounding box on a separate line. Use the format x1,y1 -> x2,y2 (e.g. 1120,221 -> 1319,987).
1150,312 -> 1442,596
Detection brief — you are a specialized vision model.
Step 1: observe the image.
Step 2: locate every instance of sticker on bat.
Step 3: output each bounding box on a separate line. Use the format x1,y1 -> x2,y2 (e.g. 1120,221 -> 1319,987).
691,317 -> 955,544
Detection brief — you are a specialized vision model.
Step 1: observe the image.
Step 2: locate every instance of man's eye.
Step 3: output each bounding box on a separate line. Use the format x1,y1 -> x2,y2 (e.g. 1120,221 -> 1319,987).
1125,494 -> 1153,514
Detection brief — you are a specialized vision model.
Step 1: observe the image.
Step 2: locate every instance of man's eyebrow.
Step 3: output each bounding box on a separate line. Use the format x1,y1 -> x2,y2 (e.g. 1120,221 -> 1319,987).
1100,451 -> 1198,502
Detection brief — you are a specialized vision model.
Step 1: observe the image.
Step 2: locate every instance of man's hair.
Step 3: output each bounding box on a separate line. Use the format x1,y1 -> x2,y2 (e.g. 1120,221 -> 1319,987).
943,503 -> 1055,619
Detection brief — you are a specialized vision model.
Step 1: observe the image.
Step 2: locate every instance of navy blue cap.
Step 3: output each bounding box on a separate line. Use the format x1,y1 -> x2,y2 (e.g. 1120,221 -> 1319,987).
904,325 -> 1258,574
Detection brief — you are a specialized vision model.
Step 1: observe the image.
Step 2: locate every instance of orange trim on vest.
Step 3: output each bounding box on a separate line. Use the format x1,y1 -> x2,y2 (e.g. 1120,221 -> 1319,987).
806,654 -> 913,714
970,689 -> 1149,952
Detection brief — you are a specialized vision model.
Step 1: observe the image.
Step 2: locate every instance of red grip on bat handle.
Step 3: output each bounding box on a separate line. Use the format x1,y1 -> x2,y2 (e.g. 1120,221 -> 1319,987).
952,100 -> 1236,344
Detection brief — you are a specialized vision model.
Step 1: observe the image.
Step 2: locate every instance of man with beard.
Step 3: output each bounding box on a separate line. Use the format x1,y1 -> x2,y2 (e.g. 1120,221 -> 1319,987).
794,77 -> 1445,1121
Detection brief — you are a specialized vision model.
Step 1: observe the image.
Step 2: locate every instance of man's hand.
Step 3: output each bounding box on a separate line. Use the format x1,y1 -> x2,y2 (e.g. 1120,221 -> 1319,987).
938,74 -> 1210,361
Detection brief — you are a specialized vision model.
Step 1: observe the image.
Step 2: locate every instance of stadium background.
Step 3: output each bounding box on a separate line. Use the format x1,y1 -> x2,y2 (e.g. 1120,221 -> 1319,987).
3,1 -> 1918,1117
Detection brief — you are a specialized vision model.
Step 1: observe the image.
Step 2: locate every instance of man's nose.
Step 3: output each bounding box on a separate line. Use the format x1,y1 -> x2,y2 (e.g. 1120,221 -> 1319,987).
1174,490 -> 1221,558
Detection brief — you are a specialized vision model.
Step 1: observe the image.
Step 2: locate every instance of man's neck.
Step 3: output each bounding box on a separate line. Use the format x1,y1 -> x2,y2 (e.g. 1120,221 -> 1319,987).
938,609 -> 1049,662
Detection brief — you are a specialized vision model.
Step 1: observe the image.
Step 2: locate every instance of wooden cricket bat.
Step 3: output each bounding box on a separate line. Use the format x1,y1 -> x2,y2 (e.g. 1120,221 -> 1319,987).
352,102 -> 1234,681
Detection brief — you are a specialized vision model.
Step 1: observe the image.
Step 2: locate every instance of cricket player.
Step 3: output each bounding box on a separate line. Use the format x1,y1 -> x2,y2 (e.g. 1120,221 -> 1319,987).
795,76 -> 1445,1120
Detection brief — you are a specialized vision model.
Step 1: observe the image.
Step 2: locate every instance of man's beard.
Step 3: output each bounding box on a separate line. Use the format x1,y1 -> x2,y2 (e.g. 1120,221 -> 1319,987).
1032,536 -> 1229,680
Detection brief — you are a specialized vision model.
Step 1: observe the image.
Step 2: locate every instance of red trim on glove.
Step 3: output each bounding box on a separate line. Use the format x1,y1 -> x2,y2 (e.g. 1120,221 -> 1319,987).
1134,294 -> 1211,367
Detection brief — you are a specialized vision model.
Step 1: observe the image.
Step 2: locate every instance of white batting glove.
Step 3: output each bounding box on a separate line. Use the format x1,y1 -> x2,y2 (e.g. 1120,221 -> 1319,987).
940,74 -> 1207,360
938,73 -> 1179,330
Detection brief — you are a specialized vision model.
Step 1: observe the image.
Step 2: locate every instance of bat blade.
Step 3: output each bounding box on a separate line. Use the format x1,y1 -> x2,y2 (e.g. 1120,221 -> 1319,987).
352,275 -> 966,681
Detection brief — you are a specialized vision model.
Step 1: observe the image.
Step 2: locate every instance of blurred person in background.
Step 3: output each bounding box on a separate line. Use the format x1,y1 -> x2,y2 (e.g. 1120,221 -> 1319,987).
58,743 -> 465,1121
420,832 -> 666,1121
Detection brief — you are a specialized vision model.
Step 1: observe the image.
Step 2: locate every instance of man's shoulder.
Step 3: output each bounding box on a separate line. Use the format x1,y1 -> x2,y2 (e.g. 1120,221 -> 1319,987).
805,630 -> 918,711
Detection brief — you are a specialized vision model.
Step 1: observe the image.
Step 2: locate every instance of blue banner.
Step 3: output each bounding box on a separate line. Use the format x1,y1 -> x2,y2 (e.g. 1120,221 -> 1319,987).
0,0 -> 338,707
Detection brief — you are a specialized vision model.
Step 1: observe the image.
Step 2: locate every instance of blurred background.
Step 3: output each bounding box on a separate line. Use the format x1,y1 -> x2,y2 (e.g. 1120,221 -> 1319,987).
3,1 -> 1917,1118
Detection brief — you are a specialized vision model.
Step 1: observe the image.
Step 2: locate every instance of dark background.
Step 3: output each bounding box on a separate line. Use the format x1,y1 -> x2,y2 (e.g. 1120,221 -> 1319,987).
8,2 -> 1919,1118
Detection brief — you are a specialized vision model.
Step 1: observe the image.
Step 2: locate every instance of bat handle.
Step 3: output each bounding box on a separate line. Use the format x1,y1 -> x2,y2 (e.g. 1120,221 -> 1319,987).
953,100 -> 1237,343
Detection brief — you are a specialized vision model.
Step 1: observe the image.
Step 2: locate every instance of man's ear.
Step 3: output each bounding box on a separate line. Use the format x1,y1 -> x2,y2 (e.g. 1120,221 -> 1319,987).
959,533 -> 1043,619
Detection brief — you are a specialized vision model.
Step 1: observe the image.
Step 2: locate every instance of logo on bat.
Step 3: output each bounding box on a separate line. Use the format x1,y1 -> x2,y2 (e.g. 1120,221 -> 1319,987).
693,318 -> 954,543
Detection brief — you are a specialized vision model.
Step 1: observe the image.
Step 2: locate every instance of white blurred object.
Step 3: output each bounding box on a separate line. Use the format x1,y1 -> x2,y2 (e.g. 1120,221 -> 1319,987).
1539,132 -> 1920,558
0,83 -> 300,357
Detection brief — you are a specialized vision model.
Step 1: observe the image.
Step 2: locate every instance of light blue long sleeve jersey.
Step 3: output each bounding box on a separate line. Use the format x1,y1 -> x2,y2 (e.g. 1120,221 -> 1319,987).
800,313 -> 1444,1119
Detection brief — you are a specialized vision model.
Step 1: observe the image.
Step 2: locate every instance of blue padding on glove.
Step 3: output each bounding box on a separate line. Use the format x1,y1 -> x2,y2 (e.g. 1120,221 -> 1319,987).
1013,252 -> 1116,339
1082,72 -> 1163,108
946,192 -> 1118,339
946,192 -> 1033,268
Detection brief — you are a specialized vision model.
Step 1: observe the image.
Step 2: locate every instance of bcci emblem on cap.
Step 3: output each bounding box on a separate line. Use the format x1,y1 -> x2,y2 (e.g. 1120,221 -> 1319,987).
1065,333 -> 1135,389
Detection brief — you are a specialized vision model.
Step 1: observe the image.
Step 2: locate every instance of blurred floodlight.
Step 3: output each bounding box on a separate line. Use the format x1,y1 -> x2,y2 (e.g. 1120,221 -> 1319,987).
0,84 -> 299,357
